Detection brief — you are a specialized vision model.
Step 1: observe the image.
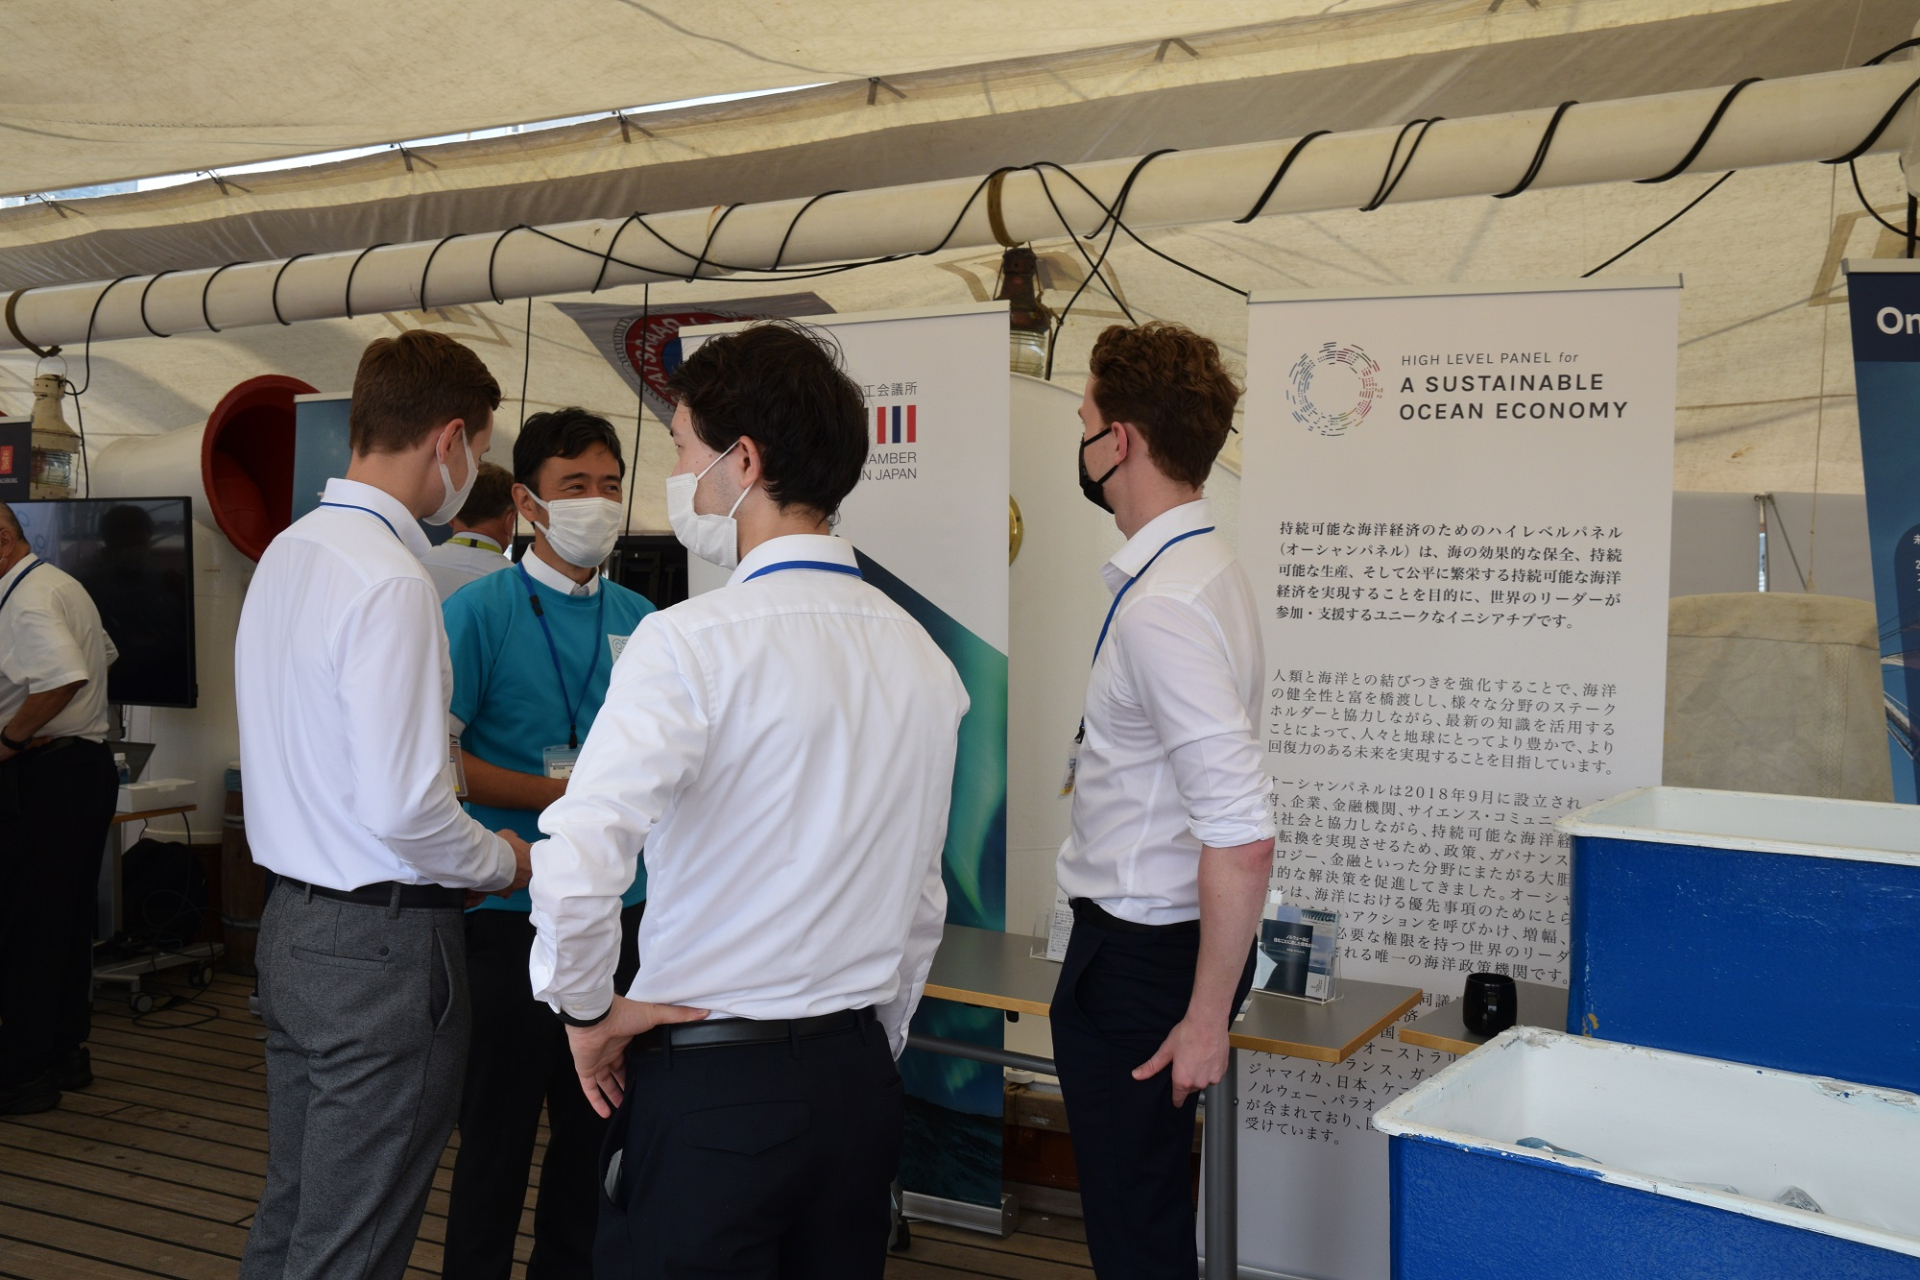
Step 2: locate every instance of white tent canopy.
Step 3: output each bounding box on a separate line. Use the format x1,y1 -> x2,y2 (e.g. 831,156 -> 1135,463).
1,0 -> 1915,501
1,0 -> 1414,197
0,0 -> 1910,286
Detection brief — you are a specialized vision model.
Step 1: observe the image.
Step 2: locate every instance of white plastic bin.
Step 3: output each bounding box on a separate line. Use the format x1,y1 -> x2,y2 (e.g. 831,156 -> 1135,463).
1559,785 -> 1920,1092
1374,1028 -> 1920,1280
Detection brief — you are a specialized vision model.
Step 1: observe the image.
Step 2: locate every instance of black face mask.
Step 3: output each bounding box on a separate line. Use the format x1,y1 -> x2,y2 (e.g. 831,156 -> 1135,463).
1079,426 -> 1119,513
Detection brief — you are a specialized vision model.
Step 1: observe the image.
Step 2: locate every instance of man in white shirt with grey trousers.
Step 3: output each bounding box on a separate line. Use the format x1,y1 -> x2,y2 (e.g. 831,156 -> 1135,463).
1055,322 -> 1276,1280
526,321 -> 967,1279
235,330 -> 532,1280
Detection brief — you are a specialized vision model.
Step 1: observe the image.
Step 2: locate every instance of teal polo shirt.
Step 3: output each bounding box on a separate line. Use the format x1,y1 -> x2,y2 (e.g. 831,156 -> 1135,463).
445,562 -> 655,912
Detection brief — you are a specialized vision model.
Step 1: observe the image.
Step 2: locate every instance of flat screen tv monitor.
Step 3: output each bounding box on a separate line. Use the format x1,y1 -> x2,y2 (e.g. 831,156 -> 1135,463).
11,497 -> 198,708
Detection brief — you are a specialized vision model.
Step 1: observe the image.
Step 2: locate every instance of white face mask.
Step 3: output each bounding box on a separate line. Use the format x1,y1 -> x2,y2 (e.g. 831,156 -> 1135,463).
529,493 -> 624,568
426,429 -> 478,527
666,440 -> 751,569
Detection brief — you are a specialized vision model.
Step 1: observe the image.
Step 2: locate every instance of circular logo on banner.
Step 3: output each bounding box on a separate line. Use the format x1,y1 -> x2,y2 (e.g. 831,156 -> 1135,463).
1286,342 -> 1381,437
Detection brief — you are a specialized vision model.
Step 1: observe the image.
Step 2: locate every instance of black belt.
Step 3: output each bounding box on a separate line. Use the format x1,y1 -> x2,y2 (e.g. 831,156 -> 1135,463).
283,878 -> 466,910
634,1006 -> 875,1054
1071,897 -> 1201,937
2,735 -> 89,760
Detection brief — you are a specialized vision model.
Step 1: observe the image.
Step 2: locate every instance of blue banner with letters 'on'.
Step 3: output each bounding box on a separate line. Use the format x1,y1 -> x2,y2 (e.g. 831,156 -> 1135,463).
1845,262 -> 1920,802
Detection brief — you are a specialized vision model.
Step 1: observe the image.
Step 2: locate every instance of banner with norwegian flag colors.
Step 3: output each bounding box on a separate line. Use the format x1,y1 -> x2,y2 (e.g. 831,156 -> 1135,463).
876,402 -> 917,445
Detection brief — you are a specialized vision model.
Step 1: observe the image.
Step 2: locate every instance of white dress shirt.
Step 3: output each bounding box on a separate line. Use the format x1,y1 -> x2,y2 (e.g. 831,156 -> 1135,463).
235,477 -> 515,892
519,548 -> 600,596
421,531 -> 511,601
1056,499 -> 1275,926
0,555 -> 119,742
528,533 -> 968,1056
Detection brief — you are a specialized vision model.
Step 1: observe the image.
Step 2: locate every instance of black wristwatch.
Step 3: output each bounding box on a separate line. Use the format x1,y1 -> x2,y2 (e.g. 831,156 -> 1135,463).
558,1005 -> 611,1028
0,729 -> 29,753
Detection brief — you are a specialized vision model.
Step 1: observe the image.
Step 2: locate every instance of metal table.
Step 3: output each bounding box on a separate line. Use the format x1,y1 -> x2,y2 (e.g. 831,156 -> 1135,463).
907,923 -> 1421,1278
1397,980 -> 1570,1056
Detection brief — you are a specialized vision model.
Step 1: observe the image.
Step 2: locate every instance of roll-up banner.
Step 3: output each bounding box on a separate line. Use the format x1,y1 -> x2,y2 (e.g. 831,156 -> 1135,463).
1234,279 -> 1679,1277
681,302 -> 1011,1207
1843,260 -> 1920,803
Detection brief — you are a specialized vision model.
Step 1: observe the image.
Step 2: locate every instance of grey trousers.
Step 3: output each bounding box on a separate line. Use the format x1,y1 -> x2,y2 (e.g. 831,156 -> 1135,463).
241,880 -> 471,1280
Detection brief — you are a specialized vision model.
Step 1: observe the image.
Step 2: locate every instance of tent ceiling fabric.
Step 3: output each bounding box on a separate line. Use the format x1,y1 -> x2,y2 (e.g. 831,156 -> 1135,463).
1,0 -> 1412,197
0,0 -> 1909,289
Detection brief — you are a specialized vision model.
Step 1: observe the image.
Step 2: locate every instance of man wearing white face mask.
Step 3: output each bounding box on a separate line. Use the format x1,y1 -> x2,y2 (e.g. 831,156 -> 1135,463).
527,321 -> 967,1279
439,407 -> 656,1280
236,330 -> 534,1280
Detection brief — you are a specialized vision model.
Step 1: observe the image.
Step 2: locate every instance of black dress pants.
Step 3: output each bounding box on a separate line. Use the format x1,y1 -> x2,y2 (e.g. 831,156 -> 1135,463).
0,739 -> 117,1088
595,1012 -> 905,1280
443,903 -> 643,1280
1050,904 -> 1257,1280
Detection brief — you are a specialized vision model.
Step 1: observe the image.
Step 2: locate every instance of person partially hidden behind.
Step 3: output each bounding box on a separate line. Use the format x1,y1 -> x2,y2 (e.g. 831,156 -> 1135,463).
526,321 -> 968,1279
421,461 -> 517,601
235,330 -> 533,1280
440,408 -> 655,1280
0,501 -> 120,1115
1053,321 -> 1276,1280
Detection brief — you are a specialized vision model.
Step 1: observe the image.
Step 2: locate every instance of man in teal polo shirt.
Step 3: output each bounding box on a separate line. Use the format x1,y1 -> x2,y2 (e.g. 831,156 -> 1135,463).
441,407 -> 653,1280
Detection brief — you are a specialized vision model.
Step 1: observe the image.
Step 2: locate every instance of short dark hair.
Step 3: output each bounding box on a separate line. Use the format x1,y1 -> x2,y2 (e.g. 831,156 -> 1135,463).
512,407 -> 626,489
665,321 -> 867,518
349,329 -> 502,455
1088,321 -> 1241,488
456,461 -> 516,524
0,502 -> 19,538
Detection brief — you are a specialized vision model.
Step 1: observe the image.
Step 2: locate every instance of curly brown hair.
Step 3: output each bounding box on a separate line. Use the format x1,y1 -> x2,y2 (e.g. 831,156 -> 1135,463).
1087,321 -> 1240,488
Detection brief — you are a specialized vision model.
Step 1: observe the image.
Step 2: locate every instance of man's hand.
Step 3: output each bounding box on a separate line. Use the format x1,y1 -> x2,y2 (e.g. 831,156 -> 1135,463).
0,735 -> 50,764
1133,1015 -> 1231,1108
470,830 -> 534,907
567,995 -> 709,1119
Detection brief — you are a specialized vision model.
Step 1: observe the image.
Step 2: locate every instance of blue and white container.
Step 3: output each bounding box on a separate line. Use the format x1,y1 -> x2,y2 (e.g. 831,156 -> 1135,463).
1374,1029 -> 1920,1280
1559,785 -> 1920,1092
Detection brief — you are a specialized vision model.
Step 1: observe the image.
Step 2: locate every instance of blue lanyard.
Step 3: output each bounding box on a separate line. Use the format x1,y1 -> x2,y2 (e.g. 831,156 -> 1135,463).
517,563 -> 605,750
318,501 -> 402,542
1091,526 -> 1214,665
1077,526 -> 1213,746
743,560 -> 864,583
0,558 -> 42,617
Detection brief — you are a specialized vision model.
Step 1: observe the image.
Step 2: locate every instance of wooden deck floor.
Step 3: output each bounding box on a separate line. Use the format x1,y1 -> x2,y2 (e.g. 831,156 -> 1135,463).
0,971 -> 1092,1279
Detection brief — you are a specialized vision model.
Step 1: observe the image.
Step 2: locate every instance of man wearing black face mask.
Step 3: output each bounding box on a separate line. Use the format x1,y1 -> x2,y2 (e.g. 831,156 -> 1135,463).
1056,322 -> 1275,1280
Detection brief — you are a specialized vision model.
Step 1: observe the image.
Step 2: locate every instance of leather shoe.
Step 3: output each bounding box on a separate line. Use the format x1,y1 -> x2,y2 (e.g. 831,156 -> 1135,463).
0,1069 -> 59,1116
57,1047 -> 92,1091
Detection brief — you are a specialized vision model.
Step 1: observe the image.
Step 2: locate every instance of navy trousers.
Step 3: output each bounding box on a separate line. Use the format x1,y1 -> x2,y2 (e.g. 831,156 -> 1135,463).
0,739 -> 116,1088
1051,904 -> 1256,1280
595,1014 -> 904,1279
442,903 -> 643,1280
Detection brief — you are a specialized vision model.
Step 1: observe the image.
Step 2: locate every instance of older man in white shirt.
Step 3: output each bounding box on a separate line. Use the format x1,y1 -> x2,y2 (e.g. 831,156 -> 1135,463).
1054,322 -> 1276,1280
0,501 -> 120,1116
527,321 -> 967,1280
235,330 -> 532,1280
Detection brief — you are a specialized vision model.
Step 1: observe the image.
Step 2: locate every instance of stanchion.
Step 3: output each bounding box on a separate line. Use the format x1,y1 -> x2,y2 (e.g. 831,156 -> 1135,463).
1202,1049 -> 1238,1280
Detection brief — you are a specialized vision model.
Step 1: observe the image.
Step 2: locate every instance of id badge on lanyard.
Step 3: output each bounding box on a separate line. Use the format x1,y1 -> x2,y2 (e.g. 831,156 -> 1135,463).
542,744 -> 582,780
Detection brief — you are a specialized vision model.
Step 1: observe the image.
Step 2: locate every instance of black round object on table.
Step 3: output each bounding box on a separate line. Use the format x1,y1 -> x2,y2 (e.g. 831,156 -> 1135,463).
1461,972 -> 1518,1037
